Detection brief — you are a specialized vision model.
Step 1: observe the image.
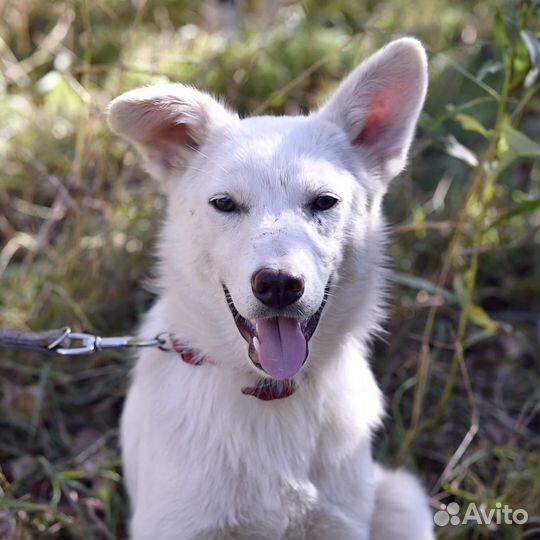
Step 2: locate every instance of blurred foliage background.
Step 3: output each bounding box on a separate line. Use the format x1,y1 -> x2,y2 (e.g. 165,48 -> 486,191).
1,0 -> 539,538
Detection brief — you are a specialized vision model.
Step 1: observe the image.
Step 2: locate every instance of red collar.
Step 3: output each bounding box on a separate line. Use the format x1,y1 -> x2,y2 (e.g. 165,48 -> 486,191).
169,336 -> 296,401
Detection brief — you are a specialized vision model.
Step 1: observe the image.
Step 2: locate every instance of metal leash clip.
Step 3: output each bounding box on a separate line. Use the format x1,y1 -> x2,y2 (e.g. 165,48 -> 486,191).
55,329 -> 165,356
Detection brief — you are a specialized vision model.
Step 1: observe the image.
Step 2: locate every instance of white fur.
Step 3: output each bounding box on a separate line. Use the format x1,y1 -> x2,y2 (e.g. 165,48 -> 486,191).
108,38 -> 434,540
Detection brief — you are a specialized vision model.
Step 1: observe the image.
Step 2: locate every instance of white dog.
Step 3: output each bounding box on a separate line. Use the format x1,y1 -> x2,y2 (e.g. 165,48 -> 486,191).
107,38 -> 434,540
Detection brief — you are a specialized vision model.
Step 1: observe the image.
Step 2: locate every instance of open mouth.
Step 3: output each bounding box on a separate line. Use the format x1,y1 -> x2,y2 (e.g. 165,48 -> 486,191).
223,284 -> 329,380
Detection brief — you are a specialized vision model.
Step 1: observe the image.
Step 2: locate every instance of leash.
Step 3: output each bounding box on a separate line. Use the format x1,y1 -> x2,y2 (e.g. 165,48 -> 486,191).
0,327 -> 295,400
0,327 -> 168,356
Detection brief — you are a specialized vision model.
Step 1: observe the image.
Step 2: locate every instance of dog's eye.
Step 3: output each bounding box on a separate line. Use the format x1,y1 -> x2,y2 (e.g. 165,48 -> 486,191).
210,196 -> 238,213
311,194 -> 339,212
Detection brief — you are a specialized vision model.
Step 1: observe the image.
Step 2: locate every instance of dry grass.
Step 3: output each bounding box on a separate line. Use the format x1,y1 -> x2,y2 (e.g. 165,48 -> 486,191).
1,1 -> 539,538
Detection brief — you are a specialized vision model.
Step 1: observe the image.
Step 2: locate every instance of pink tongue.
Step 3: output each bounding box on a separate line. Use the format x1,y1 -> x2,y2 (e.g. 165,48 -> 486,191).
255,317 -> 307,380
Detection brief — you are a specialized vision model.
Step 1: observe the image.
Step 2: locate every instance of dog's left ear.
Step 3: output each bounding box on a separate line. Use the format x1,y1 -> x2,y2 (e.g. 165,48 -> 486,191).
107,84 -> 237,182
316,38 -> 428,184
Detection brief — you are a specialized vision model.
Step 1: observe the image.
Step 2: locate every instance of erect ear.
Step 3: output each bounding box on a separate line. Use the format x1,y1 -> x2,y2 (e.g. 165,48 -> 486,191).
107,84 -> 237,181
316,38 -> 428,184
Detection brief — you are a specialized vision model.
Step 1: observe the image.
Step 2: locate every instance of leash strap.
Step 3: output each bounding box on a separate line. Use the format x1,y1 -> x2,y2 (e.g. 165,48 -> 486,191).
0,327 -> 71,354
0,327 -> 166,355
0,327 -> 295,400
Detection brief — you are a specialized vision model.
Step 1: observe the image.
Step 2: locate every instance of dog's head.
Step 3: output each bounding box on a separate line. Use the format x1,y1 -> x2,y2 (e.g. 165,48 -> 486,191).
108,38 -> 428,381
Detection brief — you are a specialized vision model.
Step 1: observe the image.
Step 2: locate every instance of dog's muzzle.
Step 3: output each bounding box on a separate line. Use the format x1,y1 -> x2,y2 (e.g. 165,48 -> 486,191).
223,284 -> 330,380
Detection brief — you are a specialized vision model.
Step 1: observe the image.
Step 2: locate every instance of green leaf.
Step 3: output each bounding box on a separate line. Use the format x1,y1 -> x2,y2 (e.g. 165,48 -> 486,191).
494,199 -> 540,224
477,60 -> 504,81
468,304 -> 500,334
503,124 -> 540,157
491,149 -> 521,178
465,329 -> 496,349
453,275 -> 467,306
388,271 -> 457,304
526,66 -> 540,89
495,10 -> 510,49
444,135 -> 479,167
453,275 -> 500,335
0,497 -> 50,511
521,29 -> 540,87
455,113 -> 492,138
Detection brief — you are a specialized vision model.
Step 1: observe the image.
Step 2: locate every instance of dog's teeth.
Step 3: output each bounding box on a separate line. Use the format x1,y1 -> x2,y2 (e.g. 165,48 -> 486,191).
253,336 -> 260,353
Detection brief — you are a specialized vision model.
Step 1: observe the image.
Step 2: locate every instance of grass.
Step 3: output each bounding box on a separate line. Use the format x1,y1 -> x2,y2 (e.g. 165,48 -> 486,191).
1,0 -> 539,538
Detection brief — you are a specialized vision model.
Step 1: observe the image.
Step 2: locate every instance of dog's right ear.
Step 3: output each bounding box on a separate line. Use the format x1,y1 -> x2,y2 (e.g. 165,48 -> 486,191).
315,38 -> 428,186
107,84 -> 237,182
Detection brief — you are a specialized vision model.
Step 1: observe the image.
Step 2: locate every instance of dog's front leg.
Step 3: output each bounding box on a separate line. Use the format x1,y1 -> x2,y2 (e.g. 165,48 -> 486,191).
306,503 -> 370,540
305,441 -> 375,540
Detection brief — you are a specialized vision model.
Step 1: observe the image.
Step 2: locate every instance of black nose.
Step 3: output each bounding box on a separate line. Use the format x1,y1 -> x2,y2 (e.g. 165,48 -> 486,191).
251,268 -> 305,309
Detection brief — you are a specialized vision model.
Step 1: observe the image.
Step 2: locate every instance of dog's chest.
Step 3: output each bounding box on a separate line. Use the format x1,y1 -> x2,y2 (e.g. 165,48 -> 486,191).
224,480 -> 316,540
126,349 -> 379,539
